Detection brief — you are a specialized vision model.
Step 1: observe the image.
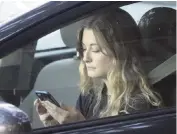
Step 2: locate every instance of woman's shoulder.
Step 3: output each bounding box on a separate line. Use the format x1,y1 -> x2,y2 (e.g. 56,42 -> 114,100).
125,92 -> 154,114
76,89 -> 96,118
131,93 -> 150,109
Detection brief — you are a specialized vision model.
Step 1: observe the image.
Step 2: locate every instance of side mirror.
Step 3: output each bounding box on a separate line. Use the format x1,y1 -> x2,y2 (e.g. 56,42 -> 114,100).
0,101 -> 32,134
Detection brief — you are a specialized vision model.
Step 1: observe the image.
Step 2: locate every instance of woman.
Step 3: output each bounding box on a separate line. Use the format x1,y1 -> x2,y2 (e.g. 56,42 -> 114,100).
34,8 -> 162,126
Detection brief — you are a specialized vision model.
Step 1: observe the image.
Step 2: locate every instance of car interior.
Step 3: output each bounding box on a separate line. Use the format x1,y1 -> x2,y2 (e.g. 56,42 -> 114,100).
32,5 -> 176,128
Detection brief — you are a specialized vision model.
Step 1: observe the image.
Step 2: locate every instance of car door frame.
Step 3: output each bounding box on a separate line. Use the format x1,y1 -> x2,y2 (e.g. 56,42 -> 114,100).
0,1 -> 175,134
32,107 -> 175,134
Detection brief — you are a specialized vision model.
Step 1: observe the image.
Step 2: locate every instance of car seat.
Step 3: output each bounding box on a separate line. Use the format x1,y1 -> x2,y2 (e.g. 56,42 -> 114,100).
138,7 -> 176,107
21,57 -> 80,128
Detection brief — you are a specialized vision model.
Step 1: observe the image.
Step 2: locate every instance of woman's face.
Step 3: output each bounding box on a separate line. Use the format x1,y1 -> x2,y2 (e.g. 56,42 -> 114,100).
82,28 -> 114,79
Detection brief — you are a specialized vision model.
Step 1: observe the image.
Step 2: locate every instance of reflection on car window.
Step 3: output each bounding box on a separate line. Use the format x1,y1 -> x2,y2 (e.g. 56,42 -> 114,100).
0,1 -> 175,130
36,29 -> 66,51
0,1 -> 48,26
121,1 -> 176,24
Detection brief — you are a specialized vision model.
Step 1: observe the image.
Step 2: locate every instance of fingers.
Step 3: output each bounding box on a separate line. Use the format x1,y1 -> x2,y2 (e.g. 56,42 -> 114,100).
34,99 -> 47,115
60,102 -> 75,112
34,99 -> 40,112
34,99 -> 60,126
34,99 -> 39,107
39,112 -> 51,122
41,100 -> 67,115
39,113 -> 59,127
41,101 -> 69,123
41,100 -> 86,124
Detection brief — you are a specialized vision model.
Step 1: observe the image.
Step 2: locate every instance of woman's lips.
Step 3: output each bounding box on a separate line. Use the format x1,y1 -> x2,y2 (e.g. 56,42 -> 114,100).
87,67 -> 96,70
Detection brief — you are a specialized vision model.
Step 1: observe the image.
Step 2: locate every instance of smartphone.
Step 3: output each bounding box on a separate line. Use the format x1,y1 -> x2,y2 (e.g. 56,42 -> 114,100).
35,90 -> 60,107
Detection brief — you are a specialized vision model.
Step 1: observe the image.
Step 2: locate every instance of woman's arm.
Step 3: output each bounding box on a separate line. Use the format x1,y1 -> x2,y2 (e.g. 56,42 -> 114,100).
76,91 -> 95,119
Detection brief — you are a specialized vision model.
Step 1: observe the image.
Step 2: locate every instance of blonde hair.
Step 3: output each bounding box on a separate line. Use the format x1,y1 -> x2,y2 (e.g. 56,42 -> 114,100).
77,8 -> 162,117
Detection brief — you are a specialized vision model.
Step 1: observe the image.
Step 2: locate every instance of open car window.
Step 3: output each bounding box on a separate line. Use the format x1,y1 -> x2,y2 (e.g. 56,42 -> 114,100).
0,1 -> 175,131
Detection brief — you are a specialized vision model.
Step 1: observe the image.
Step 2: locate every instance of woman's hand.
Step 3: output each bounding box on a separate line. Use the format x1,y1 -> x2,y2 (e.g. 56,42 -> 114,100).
40,100 -> 86,124
34,99 -> 59,126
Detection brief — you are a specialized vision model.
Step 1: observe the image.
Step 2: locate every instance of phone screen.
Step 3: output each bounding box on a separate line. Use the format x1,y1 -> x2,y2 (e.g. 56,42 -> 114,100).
35,90 -> 60,107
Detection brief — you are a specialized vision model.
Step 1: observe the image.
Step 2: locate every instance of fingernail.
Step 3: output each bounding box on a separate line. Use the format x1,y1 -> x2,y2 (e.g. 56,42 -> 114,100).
41,102 -> 45,105
59,102 -> 63,107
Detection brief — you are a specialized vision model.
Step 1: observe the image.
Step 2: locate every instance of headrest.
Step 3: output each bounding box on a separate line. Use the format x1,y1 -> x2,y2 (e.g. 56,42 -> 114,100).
138,7 -> 176,67
60,20 -> 83,48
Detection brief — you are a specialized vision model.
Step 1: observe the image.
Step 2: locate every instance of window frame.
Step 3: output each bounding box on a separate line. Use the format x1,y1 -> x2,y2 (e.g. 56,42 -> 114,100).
0,1 -> 175,133
32,107 -> 175,134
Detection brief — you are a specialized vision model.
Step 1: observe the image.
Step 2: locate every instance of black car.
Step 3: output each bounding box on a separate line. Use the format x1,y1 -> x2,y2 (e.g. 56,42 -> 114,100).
0,1 -> 176,134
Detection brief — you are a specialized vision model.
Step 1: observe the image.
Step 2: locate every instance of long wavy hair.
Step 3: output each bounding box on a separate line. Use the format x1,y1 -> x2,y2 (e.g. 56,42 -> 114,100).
77,8 -> 162,117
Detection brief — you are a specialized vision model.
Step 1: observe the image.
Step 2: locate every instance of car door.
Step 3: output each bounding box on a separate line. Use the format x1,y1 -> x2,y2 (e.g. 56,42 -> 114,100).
0,1 -> 175,134
32,107 -> 175,134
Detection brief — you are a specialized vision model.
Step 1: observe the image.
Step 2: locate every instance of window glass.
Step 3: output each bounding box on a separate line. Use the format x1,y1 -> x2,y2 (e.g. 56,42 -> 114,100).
121,1 -> 176,24
0,1 -> 175,130
0,1 -> 48,26
36,29 -> 66,51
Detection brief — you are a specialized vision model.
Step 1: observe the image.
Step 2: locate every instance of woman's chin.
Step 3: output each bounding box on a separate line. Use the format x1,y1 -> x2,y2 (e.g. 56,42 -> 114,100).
87,73 -> 98,78
87,73 -> 103,78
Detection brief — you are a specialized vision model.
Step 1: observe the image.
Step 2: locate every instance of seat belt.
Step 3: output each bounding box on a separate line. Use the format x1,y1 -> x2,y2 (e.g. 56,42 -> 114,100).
148,54 -> 176,84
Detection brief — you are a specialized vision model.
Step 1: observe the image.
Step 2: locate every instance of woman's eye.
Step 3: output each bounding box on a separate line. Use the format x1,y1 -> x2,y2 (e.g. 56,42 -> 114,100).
92,49 -> 100,53
82,48 -> 86,51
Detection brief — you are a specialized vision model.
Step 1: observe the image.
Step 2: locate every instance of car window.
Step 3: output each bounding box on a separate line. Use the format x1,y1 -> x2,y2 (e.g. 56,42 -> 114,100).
0,1 -> 48,26
120,1 -> 176,24
36,29 -> 66,51
0,1 -> 175,130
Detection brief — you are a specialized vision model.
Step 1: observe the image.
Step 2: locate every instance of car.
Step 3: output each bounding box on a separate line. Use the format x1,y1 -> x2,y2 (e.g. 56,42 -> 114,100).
0,1 -> 176,134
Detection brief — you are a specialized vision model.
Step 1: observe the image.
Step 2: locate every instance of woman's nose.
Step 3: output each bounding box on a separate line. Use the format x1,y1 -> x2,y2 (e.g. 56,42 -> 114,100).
83,50 -> 92,62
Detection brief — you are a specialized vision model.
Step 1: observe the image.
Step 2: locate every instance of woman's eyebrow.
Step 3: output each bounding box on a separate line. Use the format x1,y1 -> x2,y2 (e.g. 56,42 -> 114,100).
81,43 -> 97,47
90,43 -> 97,46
